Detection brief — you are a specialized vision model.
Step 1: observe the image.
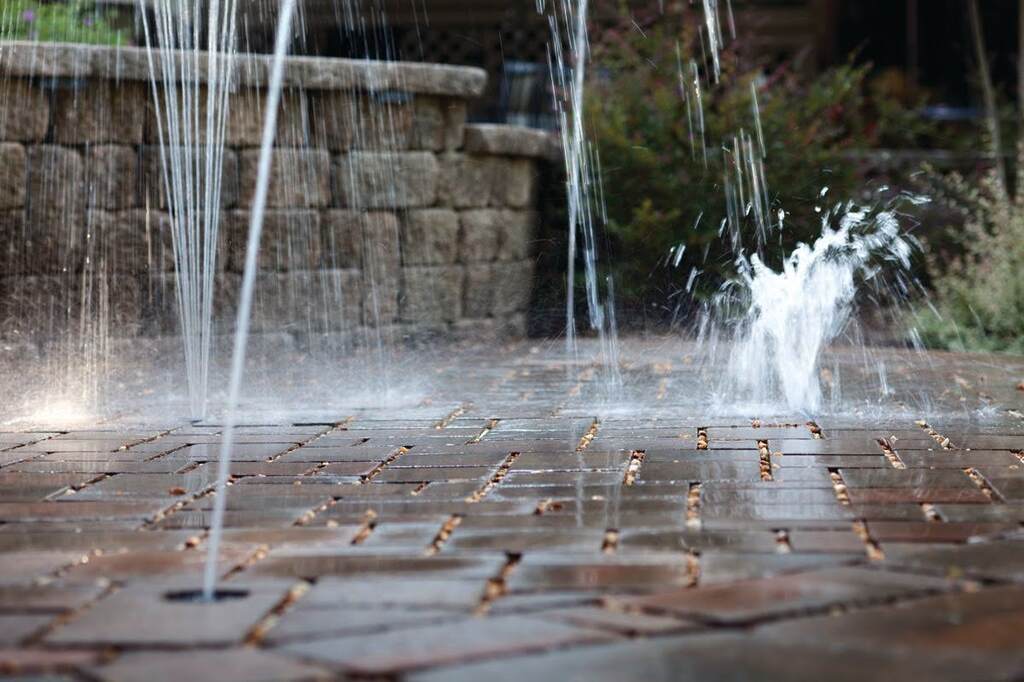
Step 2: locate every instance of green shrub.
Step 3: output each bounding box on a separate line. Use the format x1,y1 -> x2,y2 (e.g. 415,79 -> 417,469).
915,166 -> 1024,354
914,1 -> 1024,355
583,2 -> 934,318
1,1 -> 127,46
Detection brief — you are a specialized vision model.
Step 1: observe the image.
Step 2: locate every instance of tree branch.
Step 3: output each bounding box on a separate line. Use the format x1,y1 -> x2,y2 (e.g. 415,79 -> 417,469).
969,0 -> 1008,197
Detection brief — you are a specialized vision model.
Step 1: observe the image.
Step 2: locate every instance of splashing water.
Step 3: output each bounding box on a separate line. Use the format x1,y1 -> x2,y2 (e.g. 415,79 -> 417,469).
714,204 -> 916,414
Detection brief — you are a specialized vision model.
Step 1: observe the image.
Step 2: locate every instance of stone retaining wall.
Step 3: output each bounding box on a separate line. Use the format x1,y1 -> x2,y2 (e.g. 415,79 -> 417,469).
0,41 -> 555,344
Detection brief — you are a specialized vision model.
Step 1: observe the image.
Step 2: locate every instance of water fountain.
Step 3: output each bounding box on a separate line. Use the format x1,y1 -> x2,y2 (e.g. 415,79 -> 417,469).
544,0 -> 622,397
141,0 -> 239,420
711,201 -> 918,414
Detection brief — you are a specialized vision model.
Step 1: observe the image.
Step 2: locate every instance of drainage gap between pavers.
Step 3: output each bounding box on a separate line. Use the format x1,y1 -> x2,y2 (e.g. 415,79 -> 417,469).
915,420 -> 954,449
350,509 -> 379,545
466,451 -> 519,503
475,552 -> 522,615
774,529 -> 792,554
425,514 -> 463,556
267,418 -> 354,465
828,468 -> 851,505
362,445 -> 411,483
623,449 -> 646,486
964,467 -> 1000,502
685,482 -> 702,529
877,437 -> 907,470
245,580 -> 311,645
435,404 -> 469,430
685,550 -> 701,587
852,519 -> 885,561
920,502 -> 944,522
601,528 -> 620,554
534,498 -> 562,515
757,440 -> 773,482
467,418 -> 500,444
576,418 -> 600,452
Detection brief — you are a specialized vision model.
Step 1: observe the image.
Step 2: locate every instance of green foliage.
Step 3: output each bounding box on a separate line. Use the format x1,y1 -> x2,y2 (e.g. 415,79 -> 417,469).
915,166 -> 1024,354
585,2 -> 934,314
1,1 -> 127,46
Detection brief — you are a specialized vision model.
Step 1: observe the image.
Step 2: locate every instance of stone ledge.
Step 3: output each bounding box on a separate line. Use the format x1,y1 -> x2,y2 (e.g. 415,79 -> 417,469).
0,41 -> 487,98
463,124 -> 557,159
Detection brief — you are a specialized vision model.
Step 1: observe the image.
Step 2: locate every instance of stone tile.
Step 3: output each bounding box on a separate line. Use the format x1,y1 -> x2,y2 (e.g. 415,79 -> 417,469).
252,552 -> 504,580
87,648 -> 330,682
275,615 -> 613,675
617,567 -> 951,624
264,604 -> 457,645
47,579 -> 290,646
0,647 -> 107,676
882,535 -> 1024,581
0,501 -> 165,523
551,606 -> 697,636
695,551 -> 860,585
0,615 -> 53,644
507,556 -> 692,592
405,631 -> 1014,682
0,580 -> 108,614
756,584 -> 1024,658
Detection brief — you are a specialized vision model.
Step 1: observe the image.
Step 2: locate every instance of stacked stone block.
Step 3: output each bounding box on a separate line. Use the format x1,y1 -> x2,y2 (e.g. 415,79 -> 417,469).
0,42 -> 555,343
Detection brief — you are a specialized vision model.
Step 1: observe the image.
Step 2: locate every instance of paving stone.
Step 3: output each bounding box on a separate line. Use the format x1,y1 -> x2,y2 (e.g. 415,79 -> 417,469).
0,615 -> 54,644
47,579 -> 290,646
756,584 -> 1024,658
0,501 -> 166,523
696,551 -> 858,585
617,567 -> 951,624
0,647 -> 107,676
507,556 -> 692,592
264,604 -> 457,645
3,343 -> 1024,674
404,630 -> 1014,682
275,615 -> 614,675
252,552 -> 504,580
0,581 -> 108,613
550,606 -> 698,636
87,648 -> 330,682
301,576 -> 484,609
881,535 -> 1024,581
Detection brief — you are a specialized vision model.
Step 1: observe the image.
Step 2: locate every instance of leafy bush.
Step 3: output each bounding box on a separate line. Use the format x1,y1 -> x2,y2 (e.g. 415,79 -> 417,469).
915,164 -> 1024,354
1,1 -> 127,46
914,1 -> 1024,354
581,1 -> 934,320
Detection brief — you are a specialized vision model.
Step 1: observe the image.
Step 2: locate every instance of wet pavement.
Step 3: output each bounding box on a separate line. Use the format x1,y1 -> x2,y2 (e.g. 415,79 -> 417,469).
1,340 -> 1023,680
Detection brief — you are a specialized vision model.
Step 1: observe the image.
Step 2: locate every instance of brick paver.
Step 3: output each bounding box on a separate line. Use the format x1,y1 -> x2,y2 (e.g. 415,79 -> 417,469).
1,341 -> 1023,679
